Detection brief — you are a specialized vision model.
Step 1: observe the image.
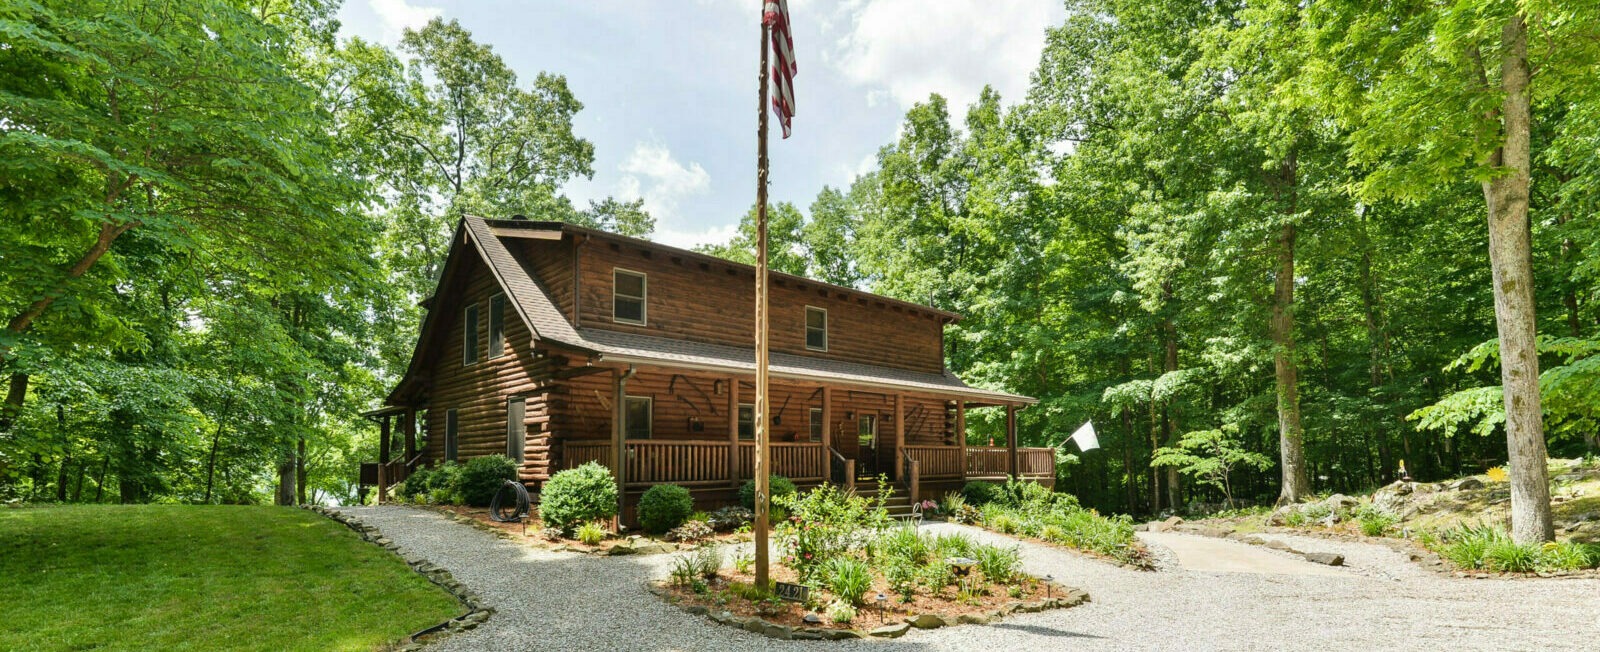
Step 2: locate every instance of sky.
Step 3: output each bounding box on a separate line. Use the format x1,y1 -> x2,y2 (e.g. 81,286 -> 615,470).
337,0 -> 1066,249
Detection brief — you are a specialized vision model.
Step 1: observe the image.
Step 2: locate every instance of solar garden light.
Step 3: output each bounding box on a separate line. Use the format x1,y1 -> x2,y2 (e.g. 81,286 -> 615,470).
1044,574 -> 1054,598
875,592 -> 887,622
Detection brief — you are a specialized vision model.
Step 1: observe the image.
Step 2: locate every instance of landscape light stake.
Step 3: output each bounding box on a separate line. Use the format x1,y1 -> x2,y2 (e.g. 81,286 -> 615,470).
875,593 -> 887,622
1044,574 -> 1053,598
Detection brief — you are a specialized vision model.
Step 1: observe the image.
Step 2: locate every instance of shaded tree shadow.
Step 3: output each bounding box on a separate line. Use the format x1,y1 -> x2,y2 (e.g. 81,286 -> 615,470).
989,623 -> 1106,639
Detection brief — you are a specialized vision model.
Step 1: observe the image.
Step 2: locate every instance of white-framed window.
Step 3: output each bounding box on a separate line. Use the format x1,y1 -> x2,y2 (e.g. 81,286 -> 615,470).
506,397 -> 526,462
488,294 -> 507,358
613,268 -> 647,325
737,403 -> 755,440
445,408 -> 460,461
805,306 -> 828,351
809,408 -> 823,442
625,396 -> 653,439
463,304 -> 481,366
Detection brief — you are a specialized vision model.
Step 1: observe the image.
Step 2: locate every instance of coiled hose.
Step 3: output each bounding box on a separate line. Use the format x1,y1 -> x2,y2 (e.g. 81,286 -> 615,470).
489,479 -> 530,522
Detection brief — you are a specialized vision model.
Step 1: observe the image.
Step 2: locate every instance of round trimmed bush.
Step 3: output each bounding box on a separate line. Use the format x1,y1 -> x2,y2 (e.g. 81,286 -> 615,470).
540,462 -> 619,533
397,465 -> 432,501
638,484 -> 695,534
460,455 -> 520,506
426,461 -> 464,504
739,475 -> 797,511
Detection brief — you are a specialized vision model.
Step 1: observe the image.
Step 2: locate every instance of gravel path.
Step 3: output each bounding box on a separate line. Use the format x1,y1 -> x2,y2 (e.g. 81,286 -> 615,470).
339,506 -> 1600,651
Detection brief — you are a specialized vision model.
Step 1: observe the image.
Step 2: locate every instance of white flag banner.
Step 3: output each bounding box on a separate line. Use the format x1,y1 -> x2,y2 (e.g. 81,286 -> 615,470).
1068,420 -> 1099,452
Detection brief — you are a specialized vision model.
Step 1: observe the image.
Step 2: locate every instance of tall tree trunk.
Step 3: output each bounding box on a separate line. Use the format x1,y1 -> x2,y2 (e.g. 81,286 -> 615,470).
1483,15 -> 1552,543
55,405 -> 70,502
1273,153 -> 1311,504
203,395 -> 232,504
1162,304 -> 1182,511
275,449 -> 297,506
1122,409 -> 1137,514
94,457 -> 108,503
0,373 -> 27,431
296,437 -> 308,505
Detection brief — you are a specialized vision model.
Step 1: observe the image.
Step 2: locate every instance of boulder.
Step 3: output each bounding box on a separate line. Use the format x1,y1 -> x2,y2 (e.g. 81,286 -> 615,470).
957,613 -> 992,625
906,614 -> 948,629
1322,494 -> 1360,513
1449,477 -> 1484,491
870,623 -> 911,638
1303,552 -> 1345,566
760,622 -> 792,639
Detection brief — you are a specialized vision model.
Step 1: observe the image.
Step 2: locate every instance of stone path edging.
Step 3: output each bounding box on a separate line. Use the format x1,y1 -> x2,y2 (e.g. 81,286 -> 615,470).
306,505 -> 493,650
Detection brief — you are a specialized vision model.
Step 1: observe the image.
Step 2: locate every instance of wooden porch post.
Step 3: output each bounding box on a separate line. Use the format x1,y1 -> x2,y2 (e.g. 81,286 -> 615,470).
377,415 -> 392,504
893,394 -> 905,482
821,387 -> 832,478
403,408 -> 417,463
1006,405 -> 1019,478
728,377 -> 740,488
611,368 -> 631,526
956,401 -> 967,478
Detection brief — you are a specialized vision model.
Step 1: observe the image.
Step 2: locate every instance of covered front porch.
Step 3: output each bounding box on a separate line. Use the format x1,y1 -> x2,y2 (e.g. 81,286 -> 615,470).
556,363 -> 1053,503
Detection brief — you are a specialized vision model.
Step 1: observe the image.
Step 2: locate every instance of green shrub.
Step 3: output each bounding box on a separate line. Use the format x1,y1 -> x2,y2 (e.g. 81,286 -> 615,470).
540,462 -> 618,533
1439,523 -> 1500,570
690,544 -> 722,579
937,492 -> 967,516
739,475 -> 797,517
1535,541 -> 1592,571
975,543 -> 1021,584
638,484 -> 695,534
774,484 -> 891,582
918,558 -> 956,594
825,600 -> 856,624
427,461 -> 464,504
669,554 -> 697,587
1484,540 -> 1538,572
576,522 -> 607,546
821,556 -> 873,605
874,525 -> 931,565
459,455 -> 520,506
1355,505 -> 1398,537
397,465 -> 432,501
884,558 -> 918,602
961,481 -> 1002,506
999,477 -> 1056,509
932,532 -> 976,559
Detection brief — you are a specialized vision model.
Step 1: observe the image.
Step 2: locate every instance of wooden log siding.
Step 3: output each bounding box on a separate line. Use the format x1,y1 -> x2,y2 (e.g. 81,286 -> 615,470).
574,242 -> 946,374
418,254 -> 561,483
505,238 -> 576,319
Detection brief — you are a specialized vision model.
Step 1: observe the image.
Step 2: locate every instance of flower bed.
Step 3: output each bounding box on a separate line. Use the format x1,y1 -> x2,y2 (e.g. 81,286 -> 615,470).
653,482 -> 1089,639
950,478 -> 1155,570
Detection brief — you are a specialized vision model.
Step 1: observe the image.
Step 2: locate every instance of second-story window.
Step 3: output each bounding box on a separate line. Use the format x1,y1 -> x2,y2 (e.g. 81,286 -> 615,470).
463,304 -> 480,366
488,294 -> 506,358
805,306 -> 828,351
613,268 -> 647,325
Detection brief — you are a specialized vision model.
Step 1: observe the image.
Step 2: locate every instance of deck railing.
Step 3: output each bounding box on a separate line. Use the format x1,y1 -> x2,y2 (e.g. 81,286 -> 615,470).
966,446 -> 1056,479
738,442 -> 826,483
557,441 -> 1051,488
902,446 -> 965,479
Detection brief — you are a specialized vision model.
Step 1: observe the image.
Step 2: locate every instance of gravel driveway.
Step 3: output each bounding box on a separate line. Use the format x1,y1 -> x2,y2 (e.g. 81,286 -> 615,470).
338,506 -> 1600,651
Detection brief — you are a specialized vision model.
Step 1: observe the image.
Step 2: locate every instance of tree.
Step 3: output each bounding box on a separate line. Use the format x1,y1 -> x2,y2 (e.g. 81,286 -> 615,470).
582,198 -> 655,238
1153,426 -> 1273,508
1292,0 -> 1600,542
694,202 -> 808,275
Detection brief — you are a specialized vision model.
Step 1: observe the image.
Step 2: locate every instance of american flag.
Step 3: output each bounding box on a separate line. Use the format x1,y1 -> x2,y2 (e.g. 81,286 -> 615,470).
763,0 -> 795,138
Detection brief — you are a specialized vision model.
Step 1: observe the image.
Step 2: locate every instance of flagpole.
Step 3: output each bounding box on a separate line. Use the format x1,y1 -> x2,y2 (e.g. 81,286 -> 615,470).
753,16 -> 773,591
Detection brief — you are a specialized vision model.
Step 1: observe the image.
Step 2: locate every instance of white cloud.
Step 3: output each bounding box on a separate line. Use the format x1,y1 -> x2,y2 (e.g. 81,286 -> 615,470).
830,0 -> 1061,112
653,222 -> 740,250
369,0 -> 442,43
617,142 -> 712,222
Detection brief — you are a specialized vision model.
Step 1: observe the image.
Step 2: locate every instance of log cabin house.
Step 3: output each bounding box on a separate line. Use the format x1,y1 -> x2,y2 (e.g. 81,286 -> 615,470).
361,214 -> 1048,518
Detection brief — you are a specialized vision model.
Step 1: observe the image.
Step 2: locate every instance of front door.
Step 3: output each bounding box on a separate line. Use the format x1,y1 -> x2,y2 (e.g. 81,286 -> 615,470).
856,414 -> 877,479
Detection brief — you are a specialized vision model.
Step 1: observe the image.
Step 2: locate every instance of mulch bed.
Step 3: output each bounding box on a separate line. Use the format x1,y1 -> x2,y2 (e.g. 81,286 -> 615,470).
656,562 -> 1082,634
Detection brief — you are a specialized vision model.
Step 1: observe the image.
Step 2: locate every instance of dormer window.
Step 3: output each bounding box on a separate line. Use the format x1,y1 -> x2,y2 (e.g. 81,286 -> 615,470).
805,306 -> 827,351
613,268 -> 647,325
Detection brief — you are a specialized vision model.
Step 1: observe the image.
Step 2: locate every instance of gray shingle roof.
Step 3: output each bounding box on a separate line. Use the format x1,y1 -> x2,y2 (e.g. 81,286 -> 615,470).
451,214 -> 1033,406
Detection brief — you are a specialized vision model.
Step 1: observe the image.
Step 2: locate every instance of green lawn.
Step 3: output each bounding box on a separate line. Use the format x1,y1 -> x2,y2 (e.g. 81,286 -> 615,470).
0,505 -> 463,652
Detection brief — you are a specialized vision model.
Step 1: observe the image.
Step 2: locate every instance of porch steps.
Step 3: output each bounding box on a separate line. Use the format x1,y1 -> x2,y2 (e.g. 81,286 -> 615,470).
851,487 -> 916,518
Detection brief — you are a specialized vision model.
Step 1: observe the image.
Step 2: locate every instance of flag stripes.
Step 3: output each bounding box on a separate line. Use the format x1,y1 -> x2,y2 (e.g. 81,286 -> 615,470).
763,0 -> 795,138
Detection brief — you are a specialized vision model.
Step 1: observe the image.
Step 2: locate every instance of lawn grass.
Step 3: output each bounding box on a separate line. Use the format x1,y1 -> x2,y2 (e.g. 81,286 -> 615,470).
0,505 -> 463,652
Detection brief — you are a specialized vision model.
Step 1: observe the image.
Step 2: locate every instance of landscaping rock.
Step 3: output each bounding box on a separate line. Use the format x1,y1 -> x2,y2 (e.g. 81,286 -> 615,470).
760,622 -> 792,639
1449,477 -> 1485,491
1264,539 -> 1300,554
906,614 -> 948,629
632,542 -> 676,555
1303,552 -> 1345,566
1148,516 -> 1185,532
869,622 -> 911,638
957,613 -> 991,625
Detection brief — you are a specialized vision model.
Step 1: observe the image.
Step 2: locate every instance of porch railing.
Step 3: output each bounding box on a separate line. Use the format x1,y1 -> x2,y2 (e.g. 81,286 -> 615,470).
966,446 -> 1056,479
902,446 -> 964,479
738,442 -> 826,483
558,440 -> 825,487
